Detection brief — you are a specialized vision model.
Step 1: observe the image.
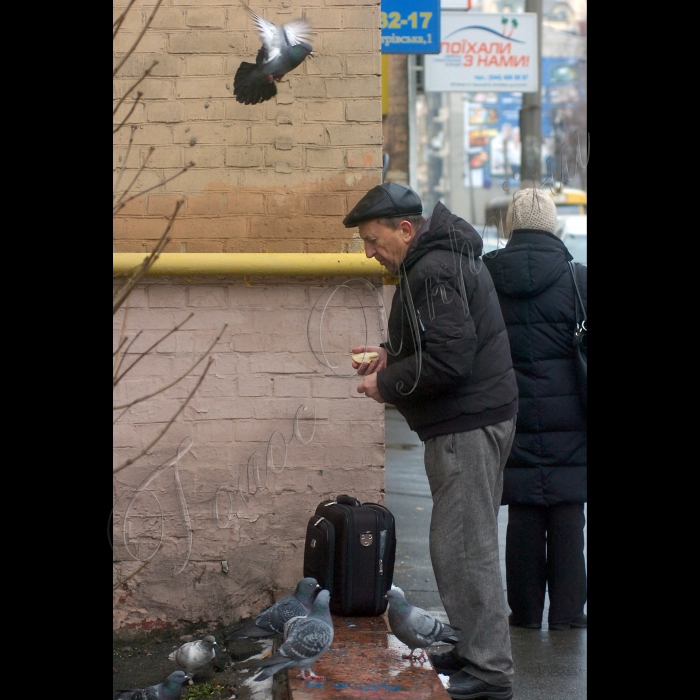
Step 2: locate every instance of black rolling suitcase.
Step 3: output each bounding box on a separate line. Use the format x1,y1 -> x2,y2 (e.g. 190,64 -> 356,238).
303,494 -> 397,616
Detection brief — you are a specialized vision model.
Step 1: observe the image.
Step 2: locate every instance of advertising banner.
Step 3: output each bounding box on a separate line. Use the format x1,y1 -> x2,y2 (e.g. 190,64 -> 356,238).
381,0 -> 441,54
425,12 -> 538,92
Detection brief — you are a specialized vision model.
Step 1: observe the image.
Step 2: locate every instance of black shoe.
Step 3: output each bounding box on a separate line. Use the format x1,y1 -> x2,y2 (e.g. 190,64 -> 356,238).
446,671 -> 513,699
429,649 -> 466,676
549,613 -> 587,631
508,613 -> 541,630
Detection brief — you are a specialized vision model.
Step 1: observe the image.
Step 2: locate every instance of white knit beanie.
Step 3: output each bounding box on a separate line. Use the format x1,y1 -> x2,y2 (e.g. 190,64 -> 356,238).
506,188 -> 557,234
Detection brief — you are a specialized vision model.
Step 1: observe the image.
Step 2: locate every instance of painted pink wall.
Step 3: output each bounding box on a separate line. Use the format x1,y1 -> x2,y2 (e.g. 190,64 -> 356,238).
113,277 -> 387,635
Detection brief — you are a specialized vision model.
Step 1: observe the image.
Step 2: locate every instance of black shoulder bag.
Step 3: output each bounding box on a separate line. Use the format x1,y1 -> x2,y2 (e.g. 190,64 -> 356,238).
568,261 -> 587,412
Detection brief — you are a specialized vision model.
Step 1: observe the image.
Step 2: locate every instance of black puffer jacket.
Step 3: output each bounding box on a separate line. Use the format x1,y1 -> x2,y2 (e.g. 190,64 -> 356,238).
377,202 -> 518,441
483,230 -> 587,505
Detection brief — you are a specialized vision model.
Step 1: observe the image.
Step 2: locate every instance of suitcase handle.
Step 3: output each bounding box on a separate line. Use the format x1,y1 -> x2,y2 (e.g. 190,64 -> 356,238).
336,494 -> 361,506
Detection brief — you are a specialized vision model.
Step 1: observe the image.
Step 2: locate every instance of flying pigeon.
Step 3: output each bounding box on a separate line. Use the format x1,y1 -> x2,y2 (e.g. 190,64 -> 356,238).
168,635 -> 217,678
252,588 -> 334,681
115,670 -> 191,700
234,3 -> 314,105
226,576 -> 320,640
385,589 -> 461,661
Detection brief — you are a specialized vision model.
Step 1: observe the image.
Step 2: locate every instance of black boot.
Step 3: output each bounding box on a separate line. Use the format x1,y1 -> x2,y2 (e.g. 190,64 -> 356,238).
446,671 -> 513,699
508,613 -> 541,630
549,613 -> 587,631
428,648 -> 467,676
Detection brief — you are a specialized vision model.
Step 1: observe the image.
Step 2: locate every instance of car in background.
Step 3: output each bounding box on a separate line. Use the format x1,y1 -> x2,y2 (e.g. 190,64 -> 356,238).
477,219 -> 586,265
555,215 -> 587,264
478,225 -> 508,256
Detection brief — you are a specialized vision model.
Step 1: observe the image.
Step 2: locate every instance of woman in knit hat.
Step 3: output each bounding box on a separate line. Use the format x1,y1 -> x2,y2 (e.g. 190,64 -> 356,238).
483,187 -> 587,631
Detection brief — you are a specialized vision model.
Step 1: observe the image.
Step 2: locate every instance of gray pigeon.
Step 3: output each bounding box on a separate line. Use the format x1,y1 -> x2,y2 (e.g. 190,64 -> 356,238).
252,588 -> 334,681
115,670 -> 190,700
385,589 -> 461,661
168,634 -> 217,678
234,3 -> 314,105
226,576 -> 320,640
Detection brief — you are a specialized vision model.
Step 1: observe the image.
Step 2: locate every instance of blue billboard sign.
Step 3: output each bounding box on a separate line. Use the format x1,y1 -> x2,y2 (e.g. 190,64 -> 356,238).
381,0 -> 441,54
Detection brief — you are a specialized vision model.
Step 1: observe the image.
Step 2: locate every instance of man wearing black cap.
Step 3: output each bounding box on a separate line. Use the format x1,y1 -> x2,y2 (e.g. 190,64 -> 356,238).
346,183 -> 519,700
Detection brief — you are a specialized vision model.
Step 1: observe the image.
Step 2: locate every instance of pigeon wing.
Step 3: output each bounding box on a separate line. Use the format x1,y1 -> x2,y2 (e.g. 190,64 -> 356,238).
401,607 -> 442,645
245,6 -> 285,63
123,685 -> 160,700
282,19 -> 314,46
281,617 -> 333,663
256,595 -> 305,634
282,614 -> 307,640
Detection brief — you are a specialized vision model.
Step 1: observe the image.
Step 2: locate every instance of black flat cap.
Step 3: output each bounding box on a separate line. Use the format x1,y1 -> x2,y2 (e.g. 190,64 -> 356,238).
343,183 -> 423,228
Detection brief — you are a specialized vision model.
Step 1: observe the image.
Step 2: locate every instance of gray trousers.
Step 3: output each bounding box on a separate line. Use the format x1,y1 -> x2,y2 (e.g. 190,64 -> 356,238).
424,417 -> 516,688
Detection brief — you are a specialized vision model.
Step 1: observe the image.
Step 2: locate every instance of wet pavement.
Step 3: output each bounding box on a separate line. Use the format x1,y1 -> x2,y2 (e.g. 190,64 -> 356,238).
288,616 -> 447,700
384,405 -> 587,699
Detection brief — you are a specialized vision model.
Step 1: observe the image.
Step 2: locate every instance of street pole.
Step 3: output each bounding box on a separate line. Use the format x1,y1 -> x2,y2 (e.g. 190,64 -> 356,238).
520,0 -> 542,189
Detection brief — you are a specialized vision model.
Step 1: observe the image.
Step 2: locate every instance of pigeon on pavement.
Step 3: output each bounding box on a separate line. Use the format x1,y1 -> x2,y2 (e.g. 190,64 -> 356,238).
226,576 -> 320,640
252,588 -> 334,681
115,670 -> 191,700
168,635 -> 217,678
234,3 -> 314,105
385,588 -> 461,661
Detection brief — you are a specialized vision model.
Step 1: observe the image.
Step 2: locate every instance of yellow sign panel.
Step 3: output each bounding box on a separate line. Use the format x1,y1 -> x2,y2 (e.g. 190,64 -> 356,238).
382,53 -> 389,116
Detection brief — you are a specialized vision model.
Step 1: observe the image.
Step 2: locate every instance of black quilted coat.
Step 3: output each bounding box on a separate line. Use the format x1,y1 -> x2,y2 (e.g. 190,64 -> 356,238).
377,202 -> 518,442
483,230 -> 587,505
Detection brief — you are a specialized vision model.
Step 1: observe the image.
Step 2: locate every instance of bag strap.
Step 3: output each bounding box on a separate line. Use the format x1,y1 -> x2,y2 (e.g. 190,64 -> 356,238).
567,261 -> 587,333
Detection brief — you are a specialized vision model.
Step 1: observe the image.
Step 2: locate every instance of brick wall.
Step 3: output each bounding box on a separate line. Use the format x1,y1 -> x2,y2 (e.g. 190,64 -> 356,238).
113,0 -> 384,253
113,277 -> 387,634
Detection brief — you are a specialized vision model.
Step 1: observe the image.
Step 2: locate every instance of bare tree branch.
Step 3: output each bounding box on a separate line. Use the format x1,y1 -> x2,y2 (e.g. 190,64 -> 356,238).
112,199 -> 183,314
113,0 -> 164,78
113,357 -> 214,475
113,335 -> 129,359
113,329 -> 143,384
114,312 -> 194,387
113,146 -> 155,210
117,163 -> 194,209
113,0 -> 139,39
113,559 -> 150,591
113,323 -> 228,410
113,126 -> 137,198
113,297 -> 132,382
113,91 -> 143,134
113,60 -> 158,116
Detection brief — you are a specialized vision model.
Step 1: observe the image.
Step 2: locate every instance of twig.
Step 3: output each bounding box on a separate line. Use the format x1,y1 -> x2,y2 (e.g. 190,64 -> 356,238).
112,232 -> 170,315
113,406 -> 130,426
117,163 -> 194,209
113,0 -> 139,39
113,60 -> 158,116
114,312 -> 194,386
113,126 -> 137,200
113,358 -> 214,475
113,146 -> 154,210
113,297 -> 132,381
113,559 -> 150,591
113,329 -> 143,384
113,0 -> 164,78
113,335 -> 129,358
113,323 -> 228,410
112,91 -> 143,134
112,199 -> 183,314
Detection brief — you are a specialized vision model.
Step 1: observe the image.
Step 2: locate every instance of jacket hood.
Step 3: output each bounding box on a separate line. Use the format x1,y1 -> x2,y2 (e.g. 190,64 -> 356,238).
402,202 -> 482,272
484,230 -> 573,299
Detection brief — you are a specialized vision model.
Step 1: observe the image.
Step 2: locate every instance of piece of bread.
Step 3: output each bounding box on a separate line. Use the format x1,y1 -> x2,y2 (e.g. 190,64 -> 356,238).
351,351 -> 379,364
